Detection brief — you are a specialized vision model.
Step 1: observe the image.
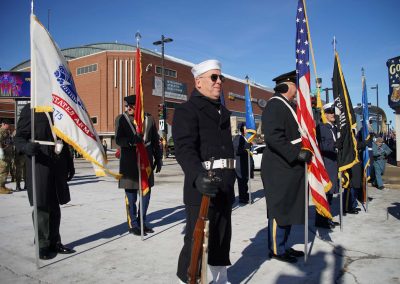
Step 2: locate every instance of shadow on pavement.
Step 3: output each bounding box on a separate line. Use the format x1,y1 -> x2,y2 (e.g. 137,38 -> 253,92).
67,222 -> 127,248
387,202 -> 400,220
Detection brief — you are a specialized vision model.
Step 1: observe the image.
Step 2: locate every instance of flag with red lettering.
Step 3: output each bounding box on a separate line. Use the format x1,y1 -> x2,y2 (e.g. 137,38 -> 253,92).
295,0 -> 332,219
30,14 -> 118,177
134,48 -> 152,196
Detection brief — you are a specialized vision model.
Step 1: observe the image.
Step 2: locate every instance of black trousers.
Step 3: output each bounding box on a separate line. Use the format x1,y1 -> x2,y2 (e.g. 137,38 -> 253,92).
32,190 -> 61,249
237,176 -> 249,203
177,202 -> 232,282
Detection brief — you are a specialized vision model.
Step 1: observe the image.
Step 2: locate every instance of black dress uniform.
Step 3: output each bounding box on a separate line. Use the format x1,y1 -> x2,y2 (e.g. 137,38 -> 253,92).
173,89 -> 236,282
261,71 -> 309,262
14,104 -> 75,259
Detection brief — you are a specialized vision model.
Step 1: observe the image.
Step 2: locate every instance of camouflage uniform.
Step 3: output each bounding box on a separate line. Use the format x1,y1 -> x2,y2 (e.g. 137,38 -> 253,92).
0,127 -> 13,193
14,148 -> 26,191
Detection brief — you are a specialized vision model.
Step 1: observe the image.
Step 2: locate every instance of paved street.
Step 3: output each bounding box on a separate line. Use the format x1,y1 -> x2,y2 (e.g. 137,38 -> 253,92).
0,157 -> 399,283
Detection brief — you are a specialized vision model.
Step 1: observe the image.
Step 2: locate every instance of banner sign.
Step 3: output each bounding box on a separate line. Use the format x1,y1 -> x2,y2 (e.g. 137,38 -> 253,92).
0,71 -> 31,98
387,55 -> 400,109
152,76 -> 188,101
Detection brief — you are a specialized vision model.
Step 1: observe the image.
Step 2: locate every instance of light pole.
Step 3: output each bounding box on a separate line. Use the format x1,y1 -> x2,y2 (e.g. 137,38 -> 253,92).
371,84 -> 379,133
153,35 -> 173,158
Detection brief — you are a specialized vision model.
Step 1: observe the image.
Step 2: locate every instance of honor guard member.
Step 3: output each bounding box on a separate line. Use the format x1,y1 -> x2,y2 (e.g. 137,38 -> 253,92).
14,104 -> 75,259
315,103 -> 340,228
261,71 -> 312,263
0,119 -> 13,194
115,95 -> 162,236
232,122 -> 253,204
173,60 -> 236,283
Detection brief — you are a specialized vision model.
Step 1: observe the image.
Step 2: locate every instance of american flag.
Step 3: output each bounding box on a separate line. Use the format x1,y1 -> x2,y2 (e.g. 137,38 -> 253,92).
295,0 -> 332,219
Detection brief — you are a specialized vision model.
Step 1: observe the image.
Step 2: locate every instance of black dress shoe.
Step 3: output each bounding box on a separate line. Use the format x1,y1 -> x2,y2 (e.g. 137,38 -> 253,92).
330,220 -> 340,226
52,243 -> 75,254
269,252 -> 297,263
315,221 -> 334,229
355,208 -> 361,212
286,248 -> 305,258
129,227 -> 146,236
144,226 -> 154,233
345,209 -> 359,214
39,248 -> 57,260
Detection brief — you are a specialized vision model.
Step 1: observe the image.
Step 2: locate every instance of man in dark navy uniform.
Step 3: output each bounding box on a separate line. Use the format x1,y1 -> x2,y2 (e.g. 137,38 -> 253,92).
261,71 -> 312,263
316,103 -> 340,228
173,59 -> 236,283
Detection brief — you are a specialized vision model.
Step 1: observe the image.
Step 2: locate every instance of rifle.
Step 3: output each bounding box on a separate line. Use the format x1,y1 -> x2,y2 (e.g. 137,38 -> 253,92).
187,158 -> 218,284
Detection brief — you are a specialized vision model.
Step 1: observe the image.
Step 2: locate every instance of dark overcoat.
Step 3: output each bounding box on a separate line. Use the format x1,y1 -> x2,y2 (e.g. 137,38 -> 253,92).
14,104 -> 73,207
317,122 -> 338,193
115,113 -> 161,189
172,90 -> 236,206
261,93 -> 305,226
232,134 -> 252,179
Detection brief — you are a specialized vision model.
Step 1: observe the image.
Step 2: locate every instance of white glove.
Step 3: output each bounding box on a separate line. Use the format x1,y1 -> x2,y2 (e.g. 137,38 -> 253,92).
0,148 -> 4,160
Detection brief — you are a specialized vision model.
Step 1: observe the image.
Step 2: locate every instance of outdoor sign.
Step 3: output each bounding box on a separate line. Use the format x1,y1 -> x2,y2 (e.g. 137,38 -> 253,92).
387,55 -> 400,109
0,71 -> 31,98
152,76 -> 188,101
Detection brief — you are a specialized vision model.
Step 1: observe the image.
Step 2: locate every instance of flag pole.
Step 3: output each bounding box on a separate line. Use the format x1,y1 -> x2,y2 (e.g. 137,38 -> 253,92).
302,0 -> 325,122
304,165 -> 308,263
339,173 -> 343,232
136,35 -> 144,241
247,152 -> 253,204
30,0 -> 40,268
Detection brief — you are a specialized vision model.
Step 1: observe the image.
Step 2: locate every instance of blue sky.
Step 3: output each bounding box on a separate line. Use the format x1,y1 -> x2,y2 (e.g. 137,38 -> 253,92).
1,0 -> 399,124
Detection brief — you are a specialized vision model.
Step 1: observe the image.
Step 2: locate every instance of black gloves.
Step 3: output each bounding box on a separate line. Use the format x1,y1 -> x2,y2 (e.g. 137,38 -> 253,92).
67,168 -> 75,181
335,140 -> 343,150
297,148 -> 313,163
155,159 -> 162,173
128,134 -> 144,147
194,171 -> 222,197
23,142 -> 41,156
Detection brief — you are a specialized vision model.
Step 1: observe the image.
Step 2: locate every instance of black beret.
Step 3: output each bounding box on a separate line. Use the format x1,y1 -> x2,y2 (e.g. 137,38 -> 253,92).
1,118 -> 12,124
272,70 -> 297,85
124,95 -> 136,105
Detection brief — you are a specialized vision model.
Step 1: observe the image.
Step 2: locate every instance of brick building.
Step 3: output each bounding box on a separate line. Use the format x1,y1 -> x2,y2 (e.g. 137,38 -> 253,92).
2,43 -> 273,147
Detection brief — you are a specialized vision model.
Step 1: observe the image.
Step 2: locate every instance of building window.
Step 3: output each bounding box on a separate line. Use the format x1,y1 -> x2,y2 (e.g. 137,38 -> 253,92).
155,66 -> 177,78
77,64 -> 98,75
91,116 -> 98,124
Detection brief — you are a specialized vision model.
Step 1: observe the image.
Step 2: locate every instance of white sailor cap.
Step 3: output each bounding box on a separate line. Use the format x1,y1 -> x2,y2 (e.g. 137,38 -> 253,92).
191,59 -> 221,78
323,102 -> 334,110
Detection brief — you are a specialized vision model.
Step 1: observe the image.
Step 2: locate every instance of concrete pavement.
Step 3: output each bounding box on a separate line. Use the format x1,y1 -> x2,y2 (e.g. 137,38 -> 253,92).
0,157 -> 399,283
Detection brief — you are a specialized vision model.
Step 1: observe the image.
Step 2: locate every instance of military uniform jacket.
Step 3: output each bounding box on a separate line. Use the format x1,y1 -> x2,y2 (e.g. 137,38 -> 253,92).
317,122 -> 338,193
232,134 -> 252,179
14,104 -> 74,207
172,89 -> 236,206
115,113 -> 161,189
261,93 -> 305,226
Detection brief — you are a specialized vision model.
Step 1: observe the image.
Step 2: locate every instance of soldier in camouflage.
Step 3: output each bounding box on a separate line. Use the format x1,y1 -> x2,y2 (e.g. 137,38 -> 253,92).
0,119 -> 13,194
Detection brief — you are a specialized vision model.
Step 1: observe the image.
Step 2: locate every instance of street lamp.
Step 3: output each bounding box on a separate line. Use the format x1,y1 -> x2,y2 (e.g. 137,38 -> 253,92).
153,35 -> 173,158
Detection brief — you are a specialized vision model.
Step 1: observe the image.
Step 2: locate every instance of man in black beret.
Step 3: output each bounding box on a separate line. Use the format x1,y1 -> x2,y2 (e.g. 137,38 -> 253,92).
115,95 -> 162,236
261,70 -> 312,263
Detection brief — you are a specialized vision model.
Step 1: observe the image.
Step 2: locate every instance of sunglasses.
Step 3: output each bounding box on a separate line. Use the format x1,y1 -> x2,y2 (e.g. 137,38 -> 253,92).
200,74 -> 225,82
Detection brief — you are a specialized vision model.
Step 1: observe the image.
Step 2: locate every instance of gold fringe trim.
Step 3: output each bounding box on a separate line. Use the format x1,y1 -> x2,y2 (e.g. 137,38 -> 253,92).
35,106 -> 53,113
53,127 -> 121,179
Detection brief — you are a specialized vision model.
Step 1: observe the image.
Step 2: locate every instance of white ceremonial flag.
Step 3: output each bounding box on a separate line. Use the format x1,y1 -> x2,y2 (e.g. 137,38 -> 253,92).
30,14 -> 119,178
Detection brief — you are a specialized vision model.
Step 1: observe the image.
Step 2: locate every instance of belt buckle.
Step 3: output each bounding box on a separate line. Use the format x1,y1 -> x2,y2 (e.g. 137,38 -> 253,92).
227,159 -> 235,169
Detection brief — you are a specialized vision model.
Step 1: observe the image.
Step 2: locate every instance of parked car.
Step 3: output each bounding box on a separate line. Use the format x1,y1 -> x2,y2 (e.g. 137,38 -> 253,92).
251,144 -> 265,170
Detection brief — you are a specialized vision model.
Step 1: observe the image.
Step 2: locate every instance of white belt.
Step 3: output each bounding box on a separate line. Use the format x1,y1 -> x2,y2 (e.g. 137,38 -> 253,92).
202,159 -> 236,170
291,138 -> 302,145
33,140 -> 55,146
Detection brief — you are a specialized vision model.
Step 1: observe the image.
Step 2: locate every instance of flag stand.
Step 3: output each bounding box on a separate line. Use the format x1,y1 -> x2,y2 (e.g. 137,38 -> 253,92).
304,165 -> 309,263
247,152 -> 253,204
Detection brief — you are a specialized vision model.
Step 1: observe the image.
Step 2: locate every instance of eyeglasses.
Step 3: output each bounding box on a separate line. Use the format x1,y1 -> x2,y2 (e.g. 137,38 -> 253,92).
199,74 -> 225,82
126,105 -> 135,109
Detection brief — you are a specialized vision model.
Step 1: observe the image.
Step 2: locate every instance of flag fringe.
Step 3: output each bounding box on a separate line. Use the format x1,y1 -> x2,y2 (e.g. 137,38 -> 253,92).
34,106 -> 53,113
52,127 -> 121,179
